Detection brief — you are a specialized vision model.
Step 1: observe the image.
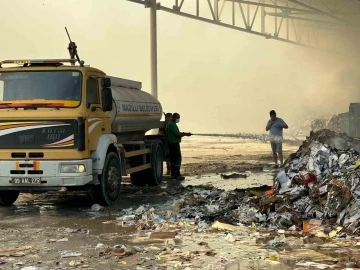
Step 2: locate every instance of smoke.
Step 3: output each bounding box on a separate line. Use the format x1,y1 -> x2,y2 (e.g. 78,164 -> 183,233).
160,1 -> 360,135
282,13 -> 360,135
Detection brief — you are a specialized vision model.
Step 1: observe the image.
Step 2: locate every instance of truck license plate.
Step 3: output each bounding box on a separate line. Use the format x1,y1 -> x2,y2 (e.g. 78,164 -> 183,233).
11,177 -> 41,184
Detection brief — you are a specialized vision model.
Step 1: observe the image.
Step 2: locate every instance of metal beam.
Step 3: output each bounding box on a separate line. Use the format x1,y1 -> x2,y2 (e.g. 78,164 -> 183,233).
226,0 -> 320,14
159,4 -> 270,38
287,0 -> 346,23
266,12 -> 344,26
127,0 -> 149,5
127,0 -> 360,57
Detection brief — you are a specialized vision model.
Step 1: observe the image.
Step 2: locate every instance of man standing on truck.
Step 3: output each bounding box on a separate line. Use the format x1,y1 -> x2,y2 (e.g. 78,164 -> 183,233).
265,110 -> 288,168
167,113 -> 192,180
159,113 -> 173,175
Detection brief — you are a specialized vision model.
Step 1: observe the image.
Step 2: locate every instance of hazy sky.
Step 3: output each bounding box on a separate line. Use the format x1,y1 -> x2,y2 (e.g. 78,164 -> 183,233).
1,0 -> 359,134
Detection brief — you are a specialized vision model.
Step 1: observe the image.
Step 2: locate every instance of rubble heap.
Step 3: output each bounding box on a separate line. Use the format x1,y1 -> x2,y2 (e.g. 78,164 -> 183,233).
116,129 -> 360,236
117,186 -> 249,231
250,129 -> 360,234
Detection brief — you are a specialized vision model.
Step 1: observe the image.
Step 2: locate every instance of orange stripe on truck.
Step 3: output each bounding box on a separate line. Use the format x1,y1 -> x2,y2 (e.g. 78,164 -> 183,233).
33,161 -> 39,170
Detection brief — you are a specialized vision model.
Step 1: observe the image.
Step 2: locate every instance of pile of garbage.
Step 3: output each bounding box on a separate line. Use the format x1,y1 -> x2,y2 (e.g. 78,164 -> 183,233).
116,185 -> 249,231
113,129 -> 360,237
250,129 -> 360,235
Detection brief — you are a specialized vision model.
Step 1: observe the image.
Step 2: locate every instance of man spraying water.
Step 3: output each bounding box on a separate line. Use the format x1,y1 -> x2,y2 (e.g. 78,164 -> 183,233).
167,113 -> 192,180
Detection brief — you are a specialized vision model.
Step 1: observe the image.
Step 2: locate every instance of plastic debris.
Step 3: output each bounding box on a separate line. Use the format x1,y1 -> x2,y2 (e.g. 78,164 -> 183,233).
296,260 -> 330,269
91,203 -> 104,211
95,243 -> 106,249
221,172 -> 248,179
60,251 -> 82,258
224,233 -> 235,242
20,267 -> 42,270
211,221 -> 243,231
64,228 -> 89,234
0,246 -> 34,257
47,238 -> 68,243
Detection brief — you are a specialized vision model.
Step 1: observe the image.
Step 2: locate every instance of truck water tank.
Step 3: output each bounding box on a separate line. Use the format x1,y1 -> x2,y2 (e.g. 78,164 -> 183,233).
107,76 -> 163,135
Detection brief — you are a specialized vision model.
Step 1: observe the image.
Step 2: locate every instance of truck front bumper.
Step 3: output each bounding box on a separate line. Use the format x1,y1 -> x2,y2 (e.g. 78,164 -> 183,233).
0,159 -> 95,190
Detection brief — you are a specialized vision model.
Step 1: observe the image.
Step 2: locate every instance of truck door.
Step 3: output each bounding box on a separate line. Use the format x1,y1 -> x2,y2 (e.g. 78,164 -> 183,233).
86,76 -> 108,151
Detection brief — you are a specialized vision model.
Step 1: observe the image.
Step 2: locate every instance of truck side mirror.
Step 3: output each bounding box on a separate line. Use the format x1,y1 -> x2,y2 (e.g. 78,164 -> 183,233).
102,88 -> 113,112
102,78 -> 111,88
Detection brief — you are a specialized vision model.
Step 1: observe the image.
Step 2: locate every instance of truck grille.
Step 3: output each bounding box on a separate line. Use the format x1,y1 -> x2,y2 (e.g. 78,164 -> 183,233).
11,152 -> 44,158
28,170 -> 43,174
10,170 -> 43,175
11,153 -> 26,158
10,170 -> 25,174
29,153 -> 44,158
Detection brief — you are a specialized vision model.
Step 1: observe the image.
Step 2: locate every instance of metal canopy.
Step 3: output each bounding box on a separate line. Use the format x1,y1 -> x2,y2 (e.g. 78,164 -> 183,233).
129,0 -> 360,55
127,0 -> 360,99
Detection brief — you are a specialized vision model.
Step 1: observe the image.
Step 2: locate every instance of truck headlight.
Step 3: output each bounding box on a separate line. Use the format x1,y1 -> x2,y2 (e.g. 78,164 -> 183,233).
61,164 -> 86,173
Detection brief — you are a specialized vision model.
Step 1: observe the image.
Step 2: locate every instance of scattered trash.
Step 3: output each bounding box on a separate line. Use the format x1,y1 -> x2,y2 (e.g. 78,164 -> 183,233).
64,228 -> 89,234
91,203 -> 104,212
69,260 -> 83,267
95,243 -> 106,249
211,221 -> 243,232
303,219 -> 322,233
346,262 -> 357,268
47,238 -> 68,243
267,254 -> 280,262
149,232 -> 177,239
296,260 -> 330,269
20,267 -> 41,270
164,239 -> 176,246
0,246 -> 34,257
137,258 -> 147,265
224,233 -> 235,242
104,245 -> 131,257
117,215 -> 136,221
221,172 -> 248,179
60,251 -> 82,258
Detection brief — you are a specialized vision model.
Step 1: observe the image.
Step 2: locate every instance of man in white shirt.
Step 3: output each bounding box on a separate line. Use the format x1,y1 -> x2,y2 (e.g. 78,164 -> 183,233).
265,110 -> 288,168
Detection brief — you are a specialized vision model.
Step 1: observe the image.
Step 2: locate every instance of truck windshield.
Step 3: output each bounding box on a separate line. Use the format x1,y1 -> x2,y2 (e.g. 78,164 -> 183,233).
0,71 -> 82,108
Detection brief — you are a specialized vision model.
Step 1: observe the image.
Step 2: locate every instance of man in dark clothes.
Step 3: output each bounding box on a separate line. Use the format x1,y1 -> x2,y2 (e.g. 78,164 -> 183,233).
167,113 -> 192,180
158,113 -> 173,175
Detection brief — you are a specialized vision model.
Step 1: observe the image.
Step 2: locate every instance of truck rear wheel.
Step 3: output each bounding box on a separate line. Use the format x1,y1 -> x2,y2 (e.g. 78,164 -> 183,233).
130,142 -> 164,186
92,152 -> 122,206
147,142 -> 165,186
0,191 -> 19,206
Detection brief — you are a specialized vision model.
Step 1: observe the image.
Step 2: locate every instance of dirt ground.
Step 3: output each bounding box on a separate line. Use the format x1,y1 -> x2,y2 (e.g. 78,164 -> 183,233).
3,136 -> 351,270
181,136 -> 298,190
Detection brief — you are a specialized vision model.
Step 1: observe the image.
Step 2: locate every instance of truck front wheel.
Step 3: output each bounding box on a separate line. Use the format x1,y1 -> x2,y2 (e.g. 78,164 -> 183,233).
92,152 -> 122,206
0,191 -> 19,206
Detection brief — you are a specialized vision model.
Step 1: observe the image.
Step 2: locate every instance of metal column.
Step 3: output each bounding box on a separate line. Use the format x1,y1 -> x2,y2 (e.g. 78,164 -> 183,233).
150,0 -> 158,99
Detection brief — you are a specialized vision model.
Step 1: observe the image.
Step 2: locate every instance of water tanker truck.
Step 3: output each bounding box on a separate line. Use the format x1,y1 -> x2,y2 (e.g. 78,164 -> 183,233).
0,52 -> 168,206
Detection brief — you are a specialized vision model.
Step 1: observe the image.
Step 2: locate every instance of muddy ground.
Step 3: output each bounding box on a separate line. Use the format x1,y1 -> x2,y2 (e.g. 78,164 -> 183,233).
1,136 -> 357,270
